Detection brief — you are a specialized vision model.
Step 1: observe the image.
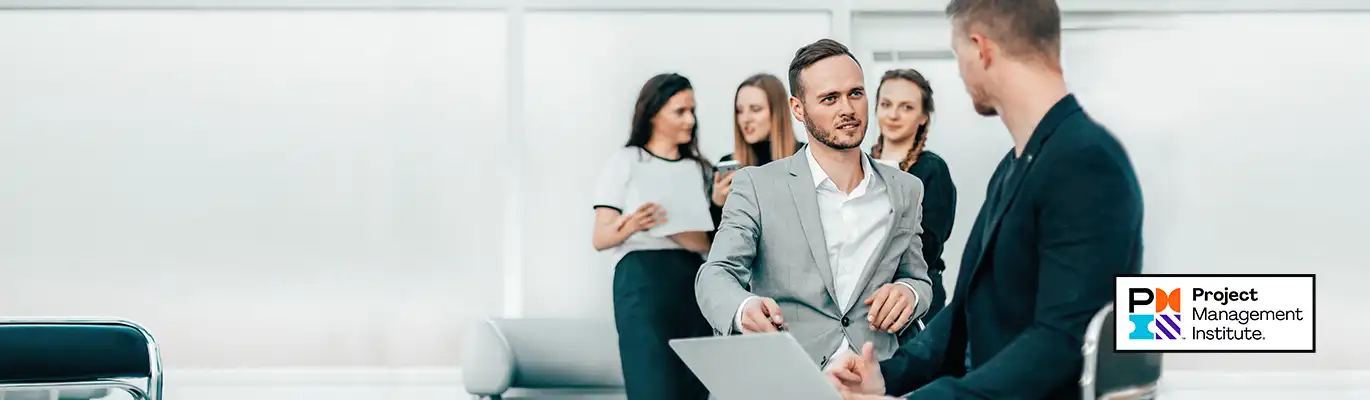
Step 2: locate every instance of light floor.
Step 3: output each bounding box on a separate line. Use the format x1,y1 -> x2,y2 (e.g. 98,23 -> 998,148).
8,389 -> 1370,400
3,369 -> 1367,400
11,387 -> 1367,400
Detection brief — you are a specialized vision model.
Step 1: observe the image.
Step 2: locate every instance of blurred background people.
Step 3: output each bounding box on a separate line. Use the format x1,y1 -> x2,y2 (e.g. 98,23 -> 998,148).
590,73 -> 714,400
710,73 -> 802,225
870,68 -> 958,337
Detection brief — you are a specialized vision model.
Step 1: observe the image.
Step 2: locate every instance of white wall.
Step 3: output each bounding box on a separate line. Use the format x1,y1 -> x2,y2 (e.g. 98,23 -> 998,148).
1078,13 -> 1370,371
0,6 -> 836,368
0,10 -> 508,367
521,11 -> 830,319
853,12 -> 1370,371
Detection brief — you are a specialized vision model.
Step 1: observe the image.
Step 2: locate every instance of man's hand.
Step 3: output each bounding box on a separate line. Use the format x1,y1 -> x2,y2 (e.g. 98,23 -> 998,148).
865,283 -> 915,333
825,342 -> 885,396
739,297 -> 786,333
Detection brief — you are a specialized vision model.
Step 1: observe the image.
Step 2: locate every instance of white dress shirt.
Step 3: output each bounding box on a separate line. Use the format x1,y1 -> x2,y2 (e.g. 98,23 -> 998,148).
735,147 -> 918,364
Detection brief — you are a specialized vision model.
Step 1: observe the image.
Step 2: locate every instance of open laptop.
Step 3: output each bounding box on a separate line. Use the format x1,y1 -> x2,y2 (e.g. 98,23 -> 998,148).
669,333 -> 842,400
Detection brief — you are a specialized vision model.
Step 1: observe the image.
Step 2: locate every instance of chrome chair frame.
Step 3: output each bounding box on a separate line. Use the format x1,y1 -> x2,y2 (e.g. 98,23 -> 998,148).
1080,303 -> 1159,400
0,318 -> 162,400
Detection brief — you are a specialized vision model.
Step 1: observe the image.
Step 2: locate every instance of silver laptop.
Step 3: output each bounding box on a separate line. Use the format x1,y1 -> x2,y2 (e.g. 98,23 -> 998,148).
669,333 -> 842,400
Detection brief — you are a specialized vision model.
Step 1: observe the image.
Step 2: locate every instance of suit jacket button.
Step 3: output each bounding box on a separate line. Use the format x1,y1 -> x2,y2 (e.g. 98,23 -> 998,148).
841,317 -> 851,327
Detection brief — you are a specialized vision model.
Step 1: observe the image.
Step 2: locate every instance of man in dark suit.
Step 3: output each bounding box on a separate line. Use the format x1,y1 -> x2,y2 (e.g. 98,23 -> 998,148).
825,0 -> 1144,398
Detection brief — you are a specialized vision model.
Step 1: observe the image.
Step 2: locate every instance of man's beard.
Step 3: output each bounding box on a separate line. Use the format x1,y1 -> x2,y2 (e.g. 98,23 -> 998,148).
804,116 -> 864,150
970,85 -> 999,117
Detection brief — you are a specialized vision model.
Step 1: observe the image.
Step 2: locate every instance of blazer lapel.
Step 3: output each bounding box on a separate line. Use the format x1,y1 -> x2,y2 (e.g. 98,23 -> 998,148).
963,152 -> 1038,291
845,160 -> 903,310
787,156 -> 839,305
961,94 -> 1083,294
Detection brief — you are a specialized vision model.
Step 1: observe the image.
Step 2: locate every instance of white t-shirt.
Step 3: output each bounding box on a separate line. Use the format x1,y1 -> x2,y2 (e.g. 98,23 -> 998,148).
592,147 -> 714,267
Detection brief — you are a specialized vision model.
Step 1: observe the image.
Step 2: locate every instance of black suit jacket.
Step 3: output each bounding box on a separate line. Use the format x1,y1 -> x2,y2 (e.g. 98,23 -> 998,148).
879,94 -> 1144,399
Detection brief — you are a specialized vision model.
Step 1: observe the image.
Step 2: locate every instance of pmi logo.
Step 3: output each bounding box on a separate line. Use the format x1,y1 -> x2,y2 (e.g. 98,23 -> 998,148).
1128,288 -> 1183,340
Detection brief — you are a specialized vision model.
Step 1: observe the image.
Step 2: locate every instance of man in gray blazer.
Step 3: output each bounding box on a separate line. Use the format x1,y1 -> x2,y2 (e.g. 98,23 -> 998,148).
695,38 -> 935,368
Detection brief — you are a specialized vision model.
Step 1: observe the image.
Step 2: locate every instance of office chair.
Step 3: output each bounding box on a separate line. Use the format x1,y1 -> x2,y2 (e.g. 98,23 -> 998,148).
0,319 -> 162,400
1080,303 -> 1163,400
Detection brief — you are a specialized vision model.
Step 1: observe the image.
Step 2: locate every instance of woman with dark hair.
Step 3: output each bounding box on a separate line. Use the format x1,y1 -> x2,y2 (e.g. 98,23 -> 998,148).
590,73 -> 712,400
871,68 -> 958,334
710,73 -> 802,224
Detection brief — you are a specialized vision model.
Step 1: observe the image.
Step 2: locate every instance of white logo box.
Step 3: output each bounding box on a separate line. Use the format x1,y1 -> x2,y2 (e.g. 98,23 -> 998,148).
1113,274 -> 1315,353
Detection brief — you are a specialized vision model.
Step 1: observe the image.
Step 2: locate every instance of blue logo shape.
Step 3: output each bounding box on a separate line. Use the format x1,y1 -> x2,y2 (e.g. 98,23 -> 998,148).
1154,314 -> 1182,340
1128,314 -> 1154,340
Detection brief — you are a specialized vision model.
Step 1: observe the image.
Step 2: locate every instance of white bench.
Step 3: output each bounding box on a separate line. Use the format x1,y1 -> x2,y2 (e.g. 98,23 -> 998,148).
463,319 -> 626,400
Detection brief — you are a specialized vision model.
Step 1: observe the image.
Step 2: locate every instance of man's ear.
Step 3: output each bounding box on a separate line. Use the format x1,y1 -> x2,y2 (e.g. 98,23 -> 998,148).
970,33 -> 994,70
790,96 -> 805,122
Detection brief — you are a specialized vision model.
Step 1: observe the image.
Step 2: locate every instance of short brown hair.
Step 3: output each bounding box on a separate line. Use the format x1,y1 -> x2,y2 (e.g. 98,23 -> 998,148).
945,0 -> 1062,62
788,38 -> 860,99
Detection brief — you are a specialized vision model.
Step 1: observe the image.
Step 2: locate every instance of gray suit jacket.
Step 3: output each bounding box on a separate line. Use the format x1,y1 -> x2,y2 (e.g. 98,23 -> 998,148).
695,152 -> 934,366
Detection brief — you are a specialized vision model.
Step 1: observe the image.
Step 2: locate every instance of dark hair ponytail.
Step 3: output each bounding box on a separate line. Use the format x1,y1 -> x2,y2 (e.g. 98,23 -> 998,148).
627,73 -> 712,175
626,73 -> 712,182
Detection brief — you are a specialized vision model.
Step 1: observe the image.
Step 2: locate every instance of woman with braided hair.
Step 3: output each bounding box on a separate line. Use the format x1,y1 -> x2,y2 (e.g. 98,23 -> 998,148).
871,68 -> 957,339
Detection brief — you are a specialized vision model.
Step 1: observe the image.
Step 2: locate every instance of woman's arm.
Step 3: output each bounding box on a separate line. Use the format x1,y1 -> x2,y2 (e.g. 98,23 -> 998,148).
591,149 -> 648,251
669,231 -> 712,254
706,154 -> 734,243
593,203 -> 662,251
709,154 -> 735,228
592,208 -> 633,251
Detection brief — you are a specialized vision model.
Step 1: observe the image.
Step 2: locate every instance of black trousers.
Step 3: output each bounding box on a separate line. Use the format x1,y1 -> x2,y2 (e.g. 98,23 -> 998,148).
612,249 -> 711,400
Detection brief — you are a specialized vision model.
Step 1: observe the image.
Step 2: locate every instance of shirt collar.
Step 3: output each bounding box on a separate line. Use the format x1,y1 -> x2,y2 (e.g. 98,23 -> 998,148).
804,145 -> 877,189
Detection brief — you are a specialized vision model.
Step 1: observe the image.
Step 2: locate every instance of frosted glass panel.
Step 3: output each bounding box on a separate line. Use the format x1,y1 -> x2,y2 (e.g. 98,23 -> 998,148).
854,13 -> 1370,371
1061,14 -> 1370,371
0,10 -> 507,367
522,11 -> 831,318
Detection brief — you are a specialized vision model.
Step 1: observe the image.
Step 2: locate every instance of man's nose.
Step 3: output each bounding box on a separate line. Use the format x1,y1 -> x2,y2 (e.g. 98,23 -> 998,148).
837,98 -> 857,115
